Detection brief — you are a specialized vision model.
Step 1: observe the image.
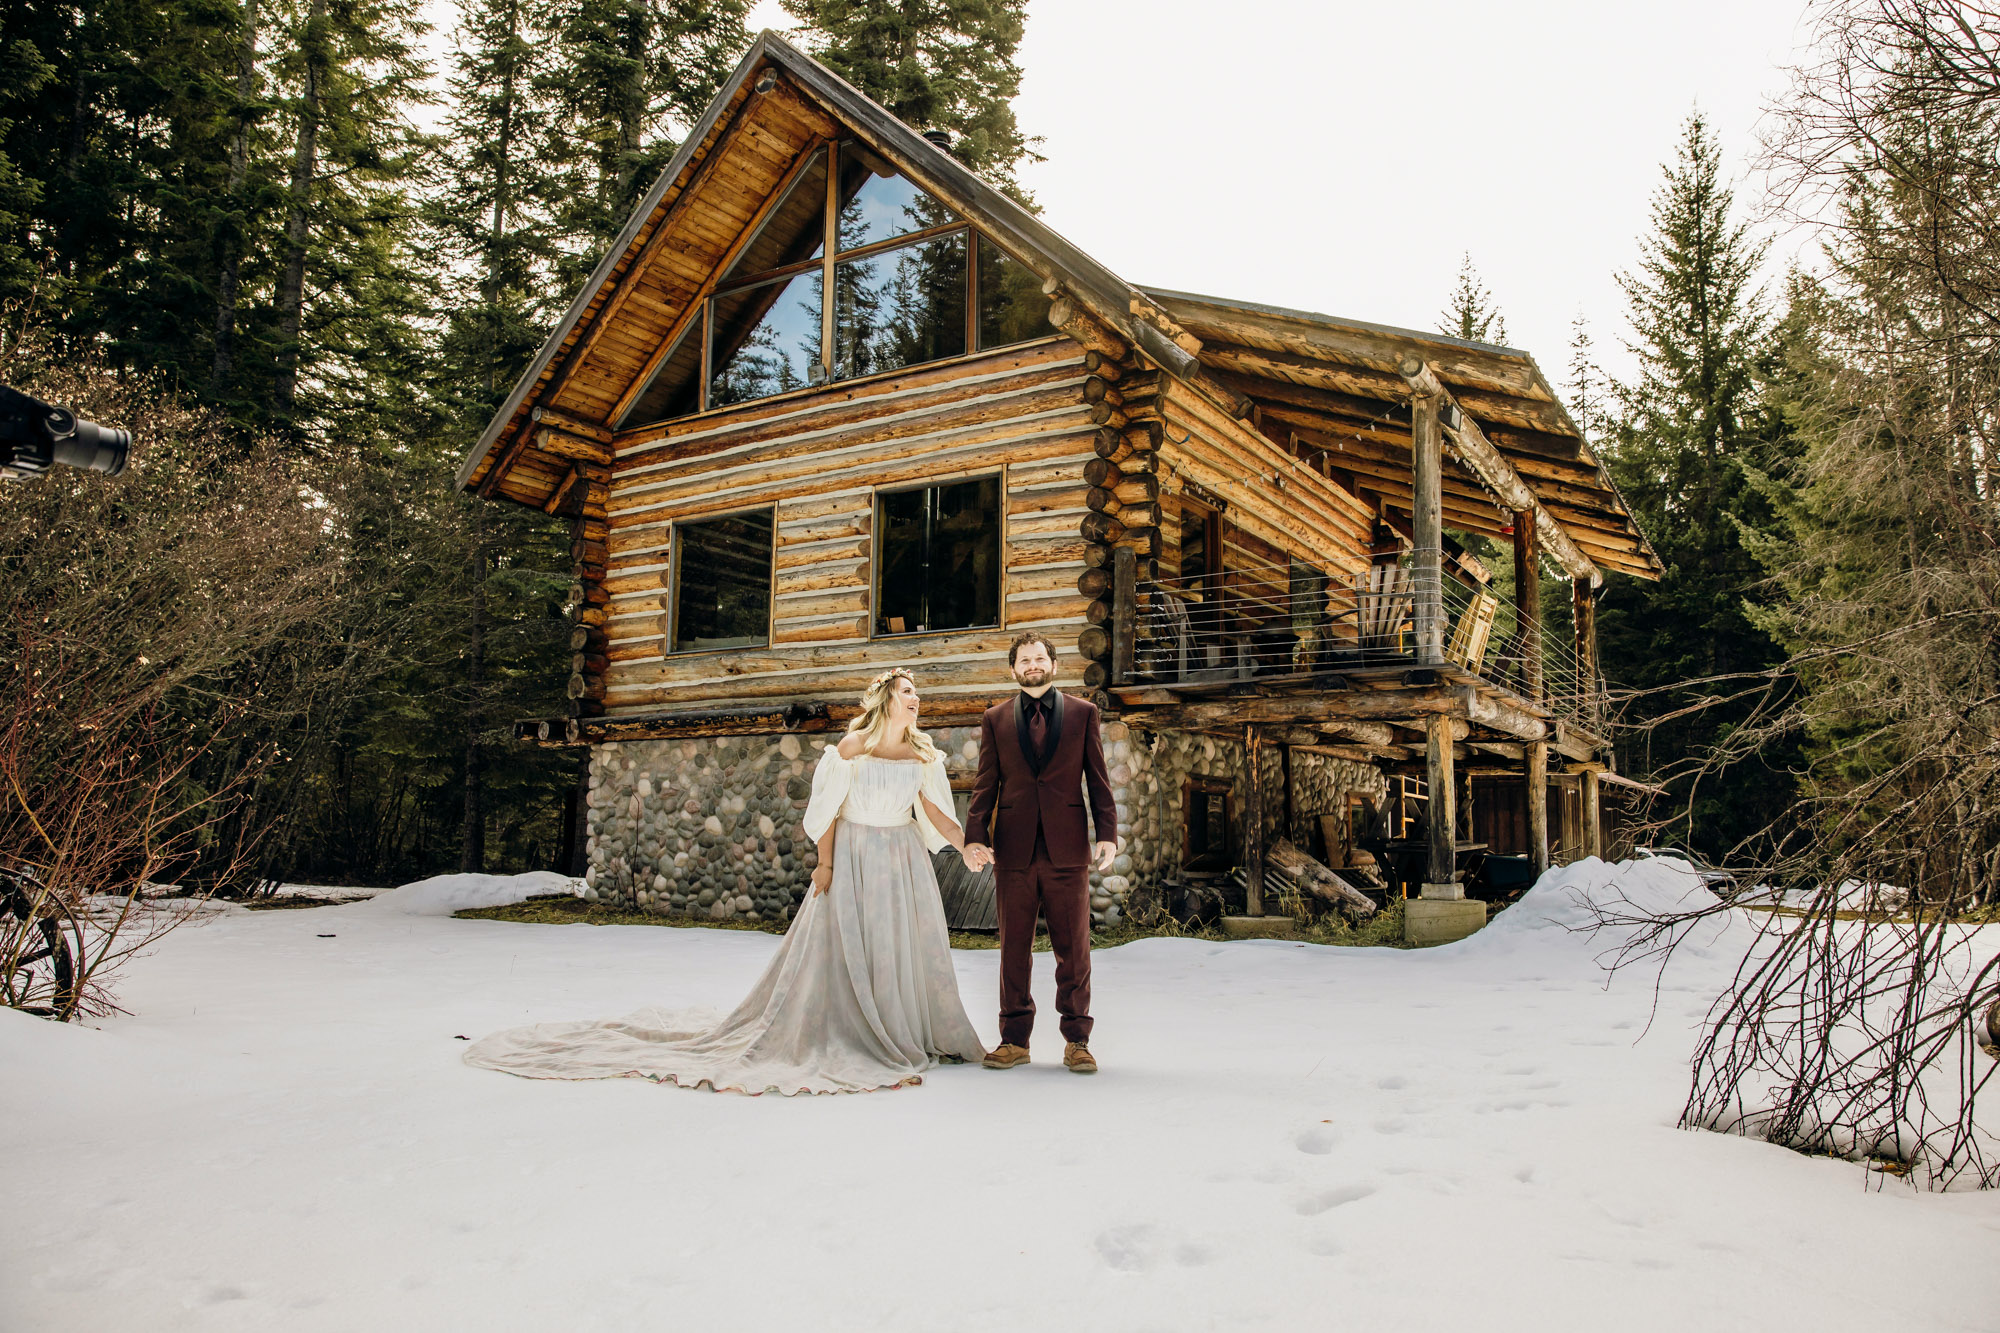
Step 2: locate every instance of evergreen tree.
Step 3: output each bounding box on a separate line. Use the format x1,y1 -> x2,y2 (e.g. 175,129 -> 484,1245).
542,0 -> 752,276
1597,112 -> 1796,857
781,0 -> 1039,198
428,0 -> 577,872
1564,312 -> 1612,442
1438,253 -> 1506,343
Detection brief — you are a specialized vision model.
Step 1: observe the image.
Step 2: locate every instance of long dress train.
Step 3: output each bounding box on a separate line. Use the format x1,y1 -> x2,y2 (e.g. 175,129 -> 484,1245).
464,749 -> 986,1095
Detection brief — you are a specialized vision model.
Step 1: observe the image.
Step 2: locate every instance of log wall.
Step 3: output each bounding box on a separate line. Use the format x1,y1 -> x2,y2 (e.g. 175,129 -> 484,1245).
599,337 -> 1102,715
1155,378 -> 1375,582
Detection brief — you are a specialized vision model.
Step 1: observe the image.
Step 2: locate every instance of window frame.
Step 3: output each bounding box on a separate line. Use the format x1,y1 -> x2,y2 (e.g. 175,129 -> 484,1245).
870,471 -> 1004,641
663,505 -> 777,658
620,139 -> 1057,431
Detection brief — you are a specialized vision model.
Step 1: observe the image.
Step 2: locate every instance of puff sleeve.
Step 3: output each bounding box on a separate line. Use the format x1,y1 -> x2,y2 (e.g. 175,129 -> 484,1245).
799,746 -> 853,843
911,755 -> 958,854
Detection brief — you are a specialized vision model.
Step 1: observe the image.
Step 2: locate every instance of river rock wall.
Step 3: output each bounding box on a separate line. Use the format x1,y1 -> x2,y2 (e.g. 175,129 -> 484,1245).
580,722 -> 1382,927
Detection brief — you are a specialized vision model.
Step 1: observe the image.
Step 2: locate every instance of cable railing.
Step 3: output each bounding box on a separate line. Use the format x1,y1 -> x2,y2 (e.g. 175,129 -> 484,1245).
1130,553 -> 1604,728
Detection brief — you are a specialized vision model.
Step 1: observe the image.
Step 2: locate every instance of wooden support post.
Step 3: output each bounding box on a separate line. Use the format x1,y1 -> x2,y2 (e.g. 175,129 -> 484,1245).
1580,768 -> 1603,860
1513,514 -> 1543,700
1111,547 -> 1136,685
1244,725 -> 1265,916
1460,765 -> 1475,847
1526,741 -> 1549,875
1423,712 -> 1458,897
1573,577 -> 1598,724
1281,743 -> 1294,844
1410,374 -> 1445,664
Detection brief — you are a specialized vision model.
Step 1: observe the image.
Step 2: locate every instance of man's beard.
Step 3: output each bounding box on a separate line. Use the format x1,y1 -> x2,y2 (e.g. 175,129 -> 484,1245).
1015,667 -> 1051,687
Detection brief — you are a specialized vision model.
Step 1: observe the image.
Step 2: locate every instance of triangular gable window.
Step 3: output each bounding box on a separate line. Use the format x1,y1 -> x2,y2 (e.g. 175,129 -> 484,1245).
618,140 -> 1049,430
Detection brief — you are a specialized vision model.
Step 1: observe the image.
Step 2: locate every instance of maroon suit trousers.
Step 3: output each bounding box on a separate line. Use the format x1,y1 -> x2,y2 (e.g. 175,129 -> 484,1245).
995,844 -> 1092,1047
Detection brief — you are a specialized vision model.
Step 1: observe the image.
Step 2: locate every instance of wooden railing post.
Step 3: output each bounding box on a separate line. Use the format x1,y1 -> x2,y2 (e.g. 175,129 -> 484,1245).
1111,546 -> 1136,685
1572,577 -> 1598,724
1243,724 -> 1265,917
1411,396 -> 1444,663
1526,740 -> 1550,875
1514,512 -> 1542,700
1402,358 -> 1446,665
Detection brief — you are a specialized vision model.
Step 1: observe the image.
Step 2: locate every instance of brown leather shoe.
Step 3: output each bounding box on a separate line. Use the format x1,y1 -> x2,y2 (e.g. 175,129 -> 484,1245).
982,1043 -> 1030,1069
1063,1042 -> 1098,1074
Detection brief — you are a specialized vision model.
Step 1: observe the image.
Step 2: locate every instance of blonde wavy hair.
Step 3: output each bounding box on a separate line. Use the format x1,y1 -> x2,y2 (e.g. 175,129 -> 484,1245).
845,668 -> 940,762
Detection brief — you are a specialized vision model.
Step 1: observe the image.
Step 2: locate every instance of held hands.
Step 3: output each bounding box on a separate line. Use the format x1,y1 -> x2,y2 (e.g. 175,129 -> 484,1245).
960,843 -> 1114,872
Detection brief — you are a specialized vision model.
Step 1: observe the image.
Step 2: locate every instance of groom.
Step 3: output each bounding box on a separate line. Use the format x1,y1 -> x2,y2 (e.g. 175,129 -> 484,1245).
963,631 -> 1119,1074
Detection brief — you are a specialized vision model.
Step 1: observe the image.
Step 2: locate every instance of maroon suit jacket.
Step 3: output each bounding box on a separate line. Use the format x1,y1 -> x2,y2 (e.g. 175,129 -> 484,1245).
965,691 -> 1118,870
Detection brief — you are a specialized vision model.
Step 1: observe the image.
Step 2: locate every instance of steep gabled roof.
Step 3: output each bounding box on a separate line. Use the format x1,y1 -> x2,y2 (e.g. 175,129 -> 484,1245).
458,31 -> 1662,581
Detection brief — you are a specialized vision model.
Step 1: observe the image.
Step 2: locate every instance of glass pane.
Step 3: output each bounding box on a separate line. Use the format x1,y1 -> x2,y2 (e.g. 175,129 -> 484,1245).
876,477 -> 999,634
720,147 -> 827,288
976,236 -> 1046,350
673,511 -> 773,652
618,313 -> 703,428
709,269 -> 824,408
836,142 -> 957,252
834,232 -> 967,382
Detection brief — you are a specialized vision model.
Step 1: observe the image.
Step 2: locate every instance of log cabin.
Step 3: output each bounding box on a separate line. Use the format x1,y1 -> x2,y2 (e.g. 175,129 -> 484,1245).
458,32 -> 1664,944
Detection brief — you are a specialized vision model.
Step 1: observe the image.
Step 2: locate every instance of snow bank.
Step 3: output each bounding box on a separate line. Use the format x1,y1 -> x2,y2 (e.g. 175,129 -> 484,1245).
358,870 -> 581,918
1459,856 -> 1730,960
1488,856 -> 1719,933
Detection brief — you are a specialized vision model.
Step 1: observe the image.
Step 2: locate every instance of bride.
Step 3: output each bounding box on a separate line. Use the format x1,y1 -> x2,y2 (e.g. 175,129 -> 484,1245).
465,668 -> 988,1095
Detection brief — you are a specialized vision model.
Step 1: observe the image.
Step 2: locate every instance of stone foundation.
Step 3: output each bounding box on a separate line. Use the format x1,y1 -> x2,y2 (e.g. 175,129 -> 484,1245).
582,721 -> 1387,928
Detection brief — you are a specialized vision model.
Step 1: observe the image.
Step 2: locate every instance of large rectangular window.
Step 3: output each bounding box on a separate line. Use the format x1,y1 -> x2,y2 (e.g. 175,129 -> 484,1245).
671,510 -> 774,653
876,477 -> 1000,635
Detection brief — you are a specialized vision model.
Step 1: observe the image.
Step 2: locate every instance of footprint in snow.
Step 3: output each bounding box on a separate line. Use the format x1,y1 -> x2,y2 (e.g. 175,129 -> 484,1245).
1376,1074 -> 1410,1090
1293,1124 -> 1339,1155
1093,1225 -> 1219,1273
1295,1183 -> 1376,1216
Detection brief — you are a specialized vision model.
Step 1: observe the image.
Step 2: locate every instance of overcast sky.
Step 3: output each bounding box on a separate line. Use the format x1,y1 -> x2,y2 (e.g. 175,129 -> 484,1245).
744,0 -> 1819,392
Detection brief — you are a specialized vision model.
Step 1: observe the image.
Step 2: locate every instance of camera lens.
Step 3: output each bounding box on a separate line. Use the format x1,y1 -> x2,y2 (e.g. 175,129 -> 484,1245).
52,419 -> 130,476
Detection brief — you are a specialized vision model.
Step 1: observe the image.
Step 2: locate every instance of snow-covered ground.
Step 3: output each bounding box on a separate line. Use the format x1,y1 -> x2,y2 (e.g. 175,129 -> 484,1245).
6,861 -> 1999,1332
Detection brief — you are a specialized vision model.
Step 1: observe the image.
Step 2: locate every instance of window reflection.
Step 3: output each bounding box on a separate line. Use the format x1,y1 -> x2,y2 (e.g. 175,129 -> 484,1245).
709,269 -> 825,408
625,142 -> 1055,424
976,237 -> 1045,351
837,143 -> 956,251
834,233 -> 967,382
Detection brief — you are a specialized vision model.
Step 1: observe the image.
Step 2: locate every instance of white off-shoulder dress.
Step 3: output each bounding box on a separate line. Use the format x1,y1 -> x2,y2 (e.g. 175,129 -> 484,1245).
464,749 -> 987,1095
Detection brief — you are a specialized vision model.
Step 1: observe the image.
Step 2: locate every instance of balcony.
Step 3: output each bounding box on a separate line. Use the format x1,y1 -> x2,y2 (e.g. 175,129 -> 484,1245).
1103,552 -> 1606,752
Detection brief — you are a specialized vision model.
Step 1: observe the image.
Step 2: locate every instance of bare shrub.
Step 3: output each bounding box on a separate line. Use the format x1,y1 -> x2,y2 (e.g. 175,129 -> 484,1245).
0,331 -> 345,1017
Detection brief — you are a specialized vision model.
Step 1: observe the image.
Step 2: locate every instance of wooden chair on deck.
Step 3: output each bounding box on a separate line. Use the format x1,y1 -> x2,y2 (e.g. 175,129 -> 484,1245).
1445,591 -> 1499,673
1145,591 -> 1195,682
1356,565 -> 1413,655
